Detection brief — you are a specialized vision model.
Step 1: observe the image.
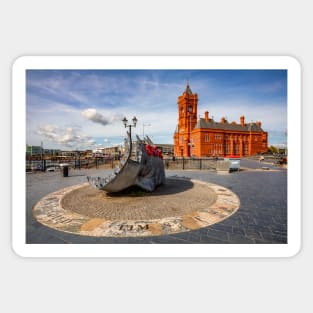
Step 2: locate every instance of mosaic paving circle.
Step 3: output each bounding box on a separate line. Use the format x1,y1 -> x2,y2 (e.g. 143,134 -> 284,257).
33,177 -> 240,237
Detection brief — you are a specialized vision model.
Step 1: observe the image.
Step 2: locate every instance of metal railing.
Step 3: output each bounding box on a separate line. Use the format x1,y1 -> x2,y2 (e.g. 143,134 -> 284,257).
163,157 -> 218,171
25,157 -> 120,172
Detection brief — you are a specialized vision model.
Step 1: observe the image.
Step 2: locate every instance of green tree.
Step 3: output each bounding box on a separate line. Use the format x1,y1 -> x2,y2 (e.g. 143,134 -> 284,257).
268,145 -> 279,154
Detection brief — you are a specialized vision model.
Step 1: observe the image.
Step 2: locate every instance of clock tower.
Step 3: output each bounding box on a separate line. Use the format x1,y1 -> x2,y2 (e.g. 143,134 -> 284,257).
174,83 -> 198,157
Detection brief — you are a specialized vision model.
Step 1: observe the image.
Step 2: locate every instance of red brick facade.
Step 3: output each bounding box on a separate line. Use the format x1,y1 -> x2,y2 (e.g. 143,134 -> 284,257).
174,84 -> 268,157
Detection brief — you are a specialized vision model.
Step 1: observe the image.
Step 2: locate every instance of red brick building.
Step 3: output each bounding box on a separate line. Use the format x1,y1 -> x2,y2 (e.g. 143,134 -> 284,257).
174,84 -> 268,157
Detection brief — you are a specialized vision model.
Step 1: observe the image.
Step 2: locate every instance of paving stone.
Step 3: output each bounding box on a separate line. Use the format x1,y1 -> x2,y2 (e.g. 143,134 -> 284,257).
239,215 -> 256,225
205,228 -> 229,241
184,232 -> 202,243
228,233 -> 255,244
143,236 -> 189,244
232,226 -> 246,236
209,223 -> 233,233
269,222 -> 287,232
261,232 -> 287,243
199,235 -> 227,244
248,224 -> 271,234
245,230 -> 264,241
27,232 -> 68,244
270,229 -> 287,237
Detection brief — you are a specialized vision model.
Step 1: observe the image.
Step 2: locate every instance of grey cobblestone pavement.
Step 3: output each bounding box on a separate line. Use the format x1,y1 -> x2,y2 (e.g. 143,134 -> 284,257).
26,158 -> 287,244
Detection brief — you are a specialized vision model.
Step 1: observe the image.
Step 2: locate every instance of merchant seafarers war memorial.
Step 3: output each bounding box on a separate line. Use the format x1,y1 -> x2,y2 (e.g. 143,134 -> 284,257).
30,83 -> 287,243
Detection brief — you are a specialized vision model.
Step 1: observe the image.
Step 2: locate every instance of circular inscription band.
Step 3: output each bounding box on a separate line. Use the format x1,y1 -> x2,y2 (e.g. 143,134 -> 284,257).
33,177 -> 240,237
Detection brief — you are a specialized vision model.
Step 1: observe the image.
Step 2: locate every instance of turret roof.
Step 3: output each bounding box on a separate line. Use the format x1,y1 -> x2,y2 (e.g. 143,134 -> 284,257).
184,83 -> 193,95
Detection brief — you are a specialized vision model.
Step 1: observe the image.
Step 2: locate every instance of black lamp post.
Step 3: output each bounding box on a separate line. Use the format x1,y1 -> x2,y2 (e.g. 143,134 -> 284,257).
122,116 -> 138,154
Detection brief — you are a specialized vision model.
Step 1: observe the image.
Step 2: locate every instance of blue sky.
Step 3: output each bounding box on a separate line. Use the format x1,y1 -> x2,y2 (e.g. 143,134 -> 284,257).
26,69 -> 287,150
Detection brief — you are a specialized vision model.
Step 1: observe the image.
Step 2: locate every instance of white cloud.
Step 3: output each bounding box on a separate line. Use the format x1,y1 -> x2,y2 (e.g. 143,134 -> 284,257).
81,108 -> 123,126
36,125 -> 96,148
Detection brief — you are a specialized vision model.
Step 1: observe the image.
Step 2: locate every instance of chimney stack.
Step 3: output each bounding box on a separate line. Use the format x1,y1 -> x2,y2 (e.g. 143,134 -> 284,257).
204,111 -> 209,121
256,121 -> 262,128
221,117 -> 226,124
240,115 -> 245,126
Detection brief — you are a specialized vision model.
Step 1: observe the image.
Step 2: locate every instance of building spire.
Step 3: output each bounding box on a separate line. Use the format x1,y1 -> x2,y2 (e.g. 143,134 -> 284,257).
184,81 -> 192,95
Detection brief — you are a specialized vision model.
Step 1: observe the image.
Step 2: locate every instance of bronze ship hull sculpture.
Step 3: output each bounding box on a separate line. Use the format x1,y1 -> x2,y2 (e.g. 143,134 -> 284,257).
87,134 -> 166,193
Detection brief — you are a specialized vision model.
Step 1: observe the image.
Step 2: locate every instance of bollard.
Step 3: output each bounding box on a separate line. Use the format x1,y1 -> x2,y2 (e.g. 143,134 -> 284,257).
63,165 -> 68,177
60,163 -> 69,177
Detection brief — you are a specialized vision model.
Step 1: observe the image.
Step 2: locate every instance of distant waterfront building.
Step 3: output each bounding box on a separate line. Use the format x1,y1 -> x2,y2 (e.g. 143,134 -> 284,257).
92,146 -> 121,158
144,135 -> 174,155
155,144 -> 174,155
103,146 -> 120,158
173,83 -> 268,157
44,149 -> 61,156
26,145 -> 61,157
26,145 -> 44,156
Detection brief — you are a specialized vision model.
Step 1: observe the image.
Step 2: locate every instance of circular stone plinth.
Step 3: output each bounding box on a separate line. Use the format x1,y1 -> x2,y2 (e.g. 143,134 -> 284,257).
33,177 -> 240,237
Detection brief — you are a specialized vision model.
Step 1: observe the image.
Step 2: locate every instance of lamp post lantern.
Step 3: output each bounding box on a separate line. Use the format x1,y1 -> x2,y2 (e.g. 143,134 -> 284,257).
122,116 -> 138,155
